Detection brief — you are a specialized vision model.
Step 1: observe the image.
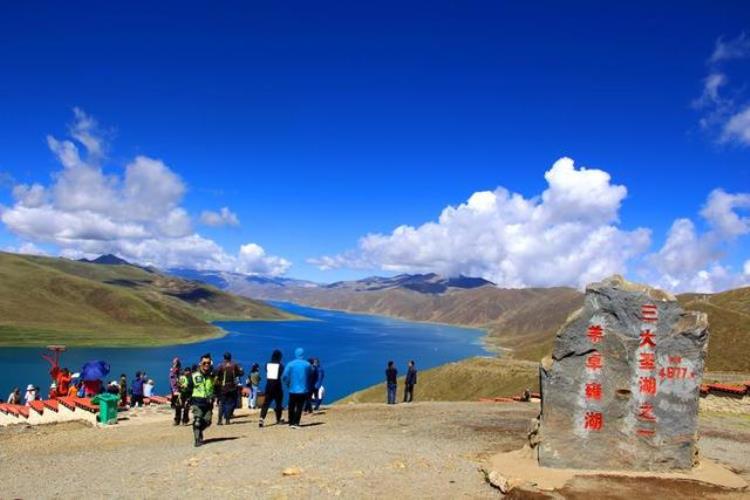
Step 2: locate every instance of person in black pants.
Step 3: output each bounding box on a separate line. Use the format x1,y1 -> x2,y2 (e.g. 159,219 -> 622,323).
404,360 -> 417,403
281,347 -> 312,429
304,357 -> 317,414
259,350 -> 284,427
386,361 -> 398,404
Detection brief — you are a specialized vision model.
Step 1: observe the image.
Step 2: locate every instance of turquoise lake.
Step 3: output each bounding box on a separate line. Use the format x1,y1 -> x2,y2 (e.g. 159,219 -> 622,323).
0,303 -> 491,403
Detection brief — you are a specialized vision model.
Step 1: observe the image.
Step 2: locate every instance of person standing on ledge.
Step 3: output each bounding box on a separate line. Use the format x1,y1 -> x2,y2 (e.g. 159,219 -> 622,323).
404,360 -> 417,403
313,358 -> 325,411
282,347 -> 312,429
118,374 -> 128,407
248,363 -> 261,410
385,361 -> 398,405
215,352 -> 244,425
131,371 -> 145,408
259,350 -> 284,428
190,353 -> 215,447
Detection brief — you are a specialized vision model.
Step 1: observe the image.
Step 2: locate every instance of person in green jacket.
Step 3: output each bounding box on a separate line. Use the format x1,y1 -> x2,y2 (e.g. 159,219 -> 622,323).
190,353 -> 215,447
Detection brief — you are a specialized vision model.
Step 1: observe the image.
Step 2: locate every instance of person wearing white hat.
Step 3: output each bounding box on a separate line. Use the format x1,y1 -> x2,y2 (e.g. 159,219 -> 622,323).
24,384 -> 37,406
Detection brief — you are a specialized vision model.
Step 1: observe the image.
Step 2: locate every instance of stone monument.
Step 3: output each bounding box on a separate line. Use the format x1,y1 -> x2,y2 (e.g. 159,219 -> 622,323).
534,275 -> 709,471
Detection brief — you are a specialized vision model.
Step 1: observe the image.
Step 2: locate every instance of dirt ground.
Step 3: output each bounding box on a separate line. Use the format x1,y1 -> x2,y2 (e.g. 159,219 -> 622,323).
0,402 -> 748,499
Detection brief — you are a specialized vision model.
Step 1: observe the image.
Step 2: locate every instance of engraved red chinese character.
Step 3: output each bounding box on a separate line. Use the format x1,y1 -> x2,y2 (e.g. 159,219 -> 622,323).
641,304 -> 658,323
587,324 -> 604,344
668,355 -> 682,365
639,352 -> 655,371
585,382 -> 602,401
636,428 -> 655,436
584,411 -> 603,431
639,376 -> 657,395
639,330 -> 656,348
637,403 -> 656,421
585,353 -> 603,371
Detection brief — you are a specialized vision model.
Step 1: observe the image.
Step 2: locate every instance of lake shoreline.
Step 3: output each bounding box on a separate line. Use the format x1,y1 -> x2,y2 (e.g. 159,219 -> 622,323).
1,303 -> 491,404
0,314 -> 310,349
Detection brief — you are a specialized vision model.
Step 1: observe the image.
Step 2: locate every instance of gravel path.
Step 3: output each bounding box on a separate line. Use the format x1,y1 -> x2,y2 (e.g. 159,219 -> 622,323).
0,402 -> 535,499
1,402 -> 747,499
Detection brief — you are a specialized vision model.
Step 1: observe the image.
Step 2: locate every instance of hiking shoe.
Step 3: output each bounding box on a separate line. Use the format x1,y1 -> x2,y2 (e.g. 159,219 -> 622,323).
217,420 -> 223,426
259,420 -> 264,428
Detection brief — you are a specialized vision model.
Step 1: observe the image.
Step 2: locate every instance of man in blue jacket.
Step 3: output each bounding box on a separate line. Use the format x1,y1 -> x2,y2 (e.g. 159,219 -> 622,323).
281,347 -> 312,429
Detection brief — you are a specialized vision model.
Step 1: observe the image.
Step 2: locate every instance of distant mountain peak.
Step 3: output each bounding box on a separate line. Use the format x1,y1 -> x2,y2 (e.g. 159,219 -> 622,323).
79,254 -> 132,266
324,273 -> 494,294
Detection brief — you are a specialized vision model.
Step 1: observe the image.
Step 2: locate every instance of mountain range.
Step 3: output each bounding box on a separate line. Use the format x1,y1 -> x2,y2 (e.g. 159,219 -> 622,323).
0,252 -> 295,347
171,268 -> 750,372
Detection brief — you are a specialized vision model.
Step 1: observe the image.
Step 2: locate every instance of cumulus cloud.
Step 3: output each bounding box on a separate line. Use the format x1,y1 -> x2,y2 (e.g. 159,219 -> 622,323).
200,207 -> 240,227
310,158 -> 651,289
645,188 -> 750,293
12,183 -> 47,208
237,243 -> 291,276
695,33 -> 750,146
0,109 -> 290,276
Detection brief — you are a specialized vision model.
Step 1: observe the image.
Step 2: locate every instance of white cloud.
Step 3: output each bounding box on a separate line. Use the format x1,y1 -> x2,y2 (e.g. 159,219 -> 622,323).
0,109 -> 290,276
200,207 -> 240,227
12,183 -> 47,208
310,157 -> 651,289
710,32 -> 750,64
69,107 -> 106,161
696,33 -> 750,146
721,105 -> 750,145
645,189 -> 750,293
744,260 -> 750,276
700,188 -> 750,237
238,243 -> 291,276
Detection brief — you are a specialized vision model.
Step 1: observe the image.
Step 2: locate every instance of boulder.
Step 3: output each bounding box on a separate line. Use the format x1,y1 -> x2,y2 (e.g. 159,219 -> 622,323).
536,275 -> 709,471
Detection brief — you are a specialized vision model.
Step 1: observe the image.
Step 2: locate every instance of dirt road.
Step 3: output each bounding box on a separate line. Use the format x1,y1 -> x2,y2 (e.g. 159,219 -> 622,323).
0,402 -> 748,499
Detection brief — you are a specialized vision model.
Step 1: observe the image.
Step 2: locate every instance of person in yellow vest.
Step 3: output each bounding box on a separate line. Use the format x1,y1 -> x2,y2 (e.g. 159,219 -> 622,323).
190,353 -> 215,447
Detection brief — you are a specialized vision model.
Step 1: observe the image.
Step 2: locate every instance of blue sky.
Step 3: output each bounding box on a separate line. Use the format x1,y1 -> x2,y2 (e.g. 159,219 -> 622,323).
0,2 -> 749,291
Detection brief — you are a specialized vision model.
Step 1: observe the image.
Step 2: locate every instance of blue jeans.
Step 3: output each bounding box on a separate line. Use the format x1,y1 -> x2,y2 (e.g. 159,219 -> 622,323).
387,384 -> 397,404
250,385 -> 259,409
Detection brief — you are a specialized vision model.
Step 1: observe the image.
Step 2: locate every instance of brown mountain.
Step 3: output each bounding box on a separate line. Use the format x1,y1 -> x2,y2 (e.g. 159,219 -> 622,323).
677,287 -> 750,372
0,252 -> 296,347
217,272 -> 586,360
169,269 -> 750,371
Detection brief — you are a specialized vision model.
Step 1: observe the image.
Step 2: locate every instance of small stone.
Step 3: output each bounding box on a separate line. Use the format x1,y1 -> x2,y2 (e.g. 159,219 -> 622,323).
486,470 -> 512,493
282,467 -> 303,477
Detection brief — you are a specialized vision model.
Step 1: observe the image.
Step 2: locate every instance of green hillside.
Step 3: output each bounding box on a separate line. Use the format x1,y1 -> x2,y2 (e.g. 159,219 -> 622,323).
338,357 -> 539,404
0,252 -> 297,347
678,287 -> 750,372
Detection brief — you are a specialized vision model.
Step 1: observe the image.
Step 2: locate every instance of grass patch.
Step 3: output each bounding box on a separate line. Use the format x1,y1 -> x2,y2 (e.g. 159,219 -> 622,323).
0,251 -> 298,347
338,356 -> 538,403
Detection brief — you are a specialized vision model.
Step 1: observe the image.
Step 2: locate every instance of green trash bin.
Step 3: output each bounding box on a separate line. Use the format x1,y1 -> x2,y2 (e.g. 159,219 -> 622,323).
92,393 -> 120,425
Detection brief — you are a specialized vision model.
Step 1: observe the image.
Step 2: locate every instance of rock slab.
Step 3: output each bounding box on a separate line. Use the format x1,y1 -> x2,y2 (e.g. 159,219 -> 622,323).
537,275 -> 709,471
